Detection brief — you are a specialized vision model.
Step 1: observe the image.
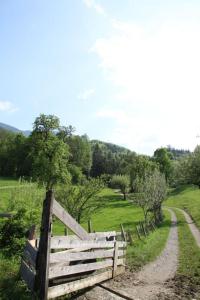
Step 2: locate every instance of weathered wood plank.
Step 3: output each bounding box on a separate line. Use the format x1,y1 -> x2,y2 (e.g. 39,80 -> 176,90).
50,237 -> 126,249
49,258 -> 124,279
120,224 -> 126,242
113,241 -> 119,277
50,249 -> 124,264
48,266 -> 125,299
34,190 -> 54,300
37,232 -> 118,246
23,240 -> 38,268
52,199 -> 89,240
20,259 -> 35,291
88,219 -> 92,233
127,230 -> 133,245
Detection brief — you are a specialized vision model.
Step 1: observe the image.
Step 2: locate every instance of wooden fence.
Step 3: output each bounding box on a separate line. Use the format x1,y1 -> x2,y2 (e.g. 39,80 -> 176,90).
20,190 -> 127,299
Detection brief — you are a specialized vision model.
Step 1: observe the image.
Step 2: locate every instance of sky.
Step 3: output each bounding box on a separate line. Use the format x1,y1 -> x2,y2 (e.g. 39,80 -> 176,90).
1,0 -> 200,155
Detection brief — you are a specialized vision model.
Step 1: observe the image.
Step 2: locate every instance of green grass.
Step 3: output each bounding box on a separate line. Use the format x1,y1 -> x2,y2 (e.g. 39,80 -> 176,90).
166,185 -> 200,228
0,253 -> 30,300
127,210 -> 171,269
175,209 -> 200,278
171,209 -> 200,298
0,177 -> 20,186
0,180 -> 172,299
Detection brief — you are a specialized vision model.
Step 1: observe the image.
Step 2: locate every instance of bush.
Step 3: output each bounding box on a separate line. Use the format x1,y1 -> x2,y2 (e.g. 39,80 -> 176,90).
0,209 -> 28,256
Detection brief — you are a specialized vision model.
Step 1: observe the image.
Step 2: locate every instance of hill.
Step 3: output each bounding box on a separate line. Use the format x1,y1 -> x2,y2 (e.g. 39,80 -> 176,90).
91,139 -> 131,154
0,122 -> 30,136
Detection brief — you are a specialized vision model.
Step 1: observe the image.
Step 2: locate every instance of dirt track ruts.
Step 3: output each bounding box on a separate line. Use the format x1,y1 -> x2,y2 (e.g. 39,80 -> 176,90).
75,208 -> 179,300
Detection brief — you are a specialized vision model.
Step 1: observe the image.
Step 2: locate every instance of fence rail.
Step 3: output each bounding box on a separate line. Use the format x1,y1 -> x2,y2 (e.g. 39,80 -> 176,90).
20,190 -> 127,300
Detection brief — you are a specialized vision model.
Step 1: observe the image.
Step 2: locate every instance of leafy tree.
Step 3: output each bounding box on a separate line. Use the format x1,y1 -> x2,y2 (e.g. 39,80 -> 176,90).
110,174 -> 130,200
153,148 -> 173,182
30,114 -> 70,190
134,169 -> 167,224
91,143 -> 106,177
189,146 -> 200,188
171,156 -> 192,186
55,178 -> 104,223
129,155 -> 157,192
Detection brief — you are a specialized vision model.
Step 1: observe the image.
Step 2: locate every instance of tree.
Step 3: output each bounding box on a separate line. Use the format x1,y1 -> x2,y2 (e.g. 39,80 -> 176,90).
110,175 -> 130,200
30,114 -> 70,190
153,148 -> 173,182
55,178 -> 104,223
189,146 -> 200,188
91,144 -> 106,177
129,155 -> 157,192
134,169 -> 167,224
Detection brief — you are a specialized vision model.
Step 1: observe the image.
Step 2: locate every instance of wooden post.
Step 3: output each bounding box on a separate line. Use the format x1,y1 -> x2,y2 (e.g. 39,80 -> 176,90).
136,225 -> 141,240
34,190 -> 54,300
151,220 -> 156,230
140,222 -> 147,237
120,224 -> 126,241
127,230 -> 133,245
64,227 -> 68,236
28,225 -> 36,240
112,241 -> 118,278
88,219 -> 92,233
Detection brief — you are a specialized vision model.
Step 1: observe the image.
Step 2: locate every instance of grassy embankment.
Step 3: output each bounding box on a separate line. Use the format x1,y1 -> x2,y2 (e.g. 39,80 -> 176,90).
165,186 -> 200,297
166,184 -> 200,227
0,178 -> 171,299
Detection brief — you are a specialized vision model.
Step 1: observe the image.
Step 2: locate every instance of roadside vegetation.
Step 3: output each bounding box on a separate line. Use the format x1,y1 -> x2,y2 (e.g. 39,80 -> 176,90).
166,185 -> 200,228
171,209 -> 200,298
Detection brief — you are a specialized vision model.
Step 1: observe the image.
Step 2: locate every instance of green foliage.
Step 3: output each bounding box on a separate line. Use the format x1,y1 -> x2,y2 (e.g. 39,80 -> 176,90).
166,185 -> 200,228
55,178 -> 104,223
30,114 -> 70,189
66,135 -> 92,176
90,142 -> 131,177
0,209 -> 29,256
133,169 -> 167,224
153,147 -> 173,182
110,174 -> 130,200
129,155 -> 157,191
127,210 -> 171,269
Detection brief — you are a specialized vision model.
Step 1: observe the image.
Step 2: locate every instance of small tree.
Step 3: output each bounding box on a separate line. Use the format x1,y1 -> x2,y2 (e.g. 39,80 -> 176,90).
55,178 -> 104,223
110,175 -> 130,200
134,170 -> 167,224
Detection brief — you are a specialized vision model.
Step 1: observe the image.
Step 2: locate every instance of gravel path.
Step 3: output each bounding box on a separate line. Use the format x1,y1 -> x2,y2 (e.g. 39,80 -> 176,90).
75,208 -> 179,300
175,207 -> 200,248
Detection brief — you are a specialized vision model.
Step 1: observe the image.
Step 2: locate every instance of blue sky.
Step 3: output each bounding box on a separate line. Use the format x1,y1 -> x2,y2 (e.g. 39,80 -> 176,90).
1,0 -> 200,154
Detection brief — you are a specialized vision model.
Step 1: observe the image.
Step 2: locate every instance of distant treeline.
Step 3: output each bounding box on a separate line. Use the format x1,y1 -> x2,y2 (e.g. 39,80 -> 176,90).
0,114 -> 193,188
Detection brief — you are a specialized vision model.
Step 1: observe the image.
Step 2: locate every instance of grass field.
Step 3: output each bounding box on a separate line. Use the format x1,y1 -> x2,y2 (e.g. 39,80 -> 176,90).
166,185 -> 200,228
0,178 -> 172,299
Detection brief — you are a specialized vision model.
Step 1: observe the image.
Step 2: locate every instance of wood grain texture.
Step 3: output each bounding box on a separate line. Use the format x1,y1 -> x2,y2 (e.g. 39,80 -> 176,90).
50,249 -> 124,264
50,238 -> 126,249
52,199 -> 89,240
49,258 -> 124,279
23,240 -> 38,268
48,266 -> 125,299
34,190 -> 54,300
20,259 -> 35,291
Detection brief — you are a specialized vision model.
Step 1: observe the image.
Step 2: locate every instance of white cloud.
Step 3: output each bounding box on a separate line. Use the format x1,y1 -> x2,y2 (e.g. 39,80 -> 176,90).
78,88 -> 95,100
0,101 -> 18,113
92,19 -> 200,154
83,0 -> 106,15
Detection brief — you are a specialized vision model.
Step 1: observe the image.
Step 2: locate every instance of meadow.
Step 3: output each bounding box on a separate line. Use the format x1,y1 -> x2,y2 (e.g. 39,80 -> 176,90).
0,177 -> 171,299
